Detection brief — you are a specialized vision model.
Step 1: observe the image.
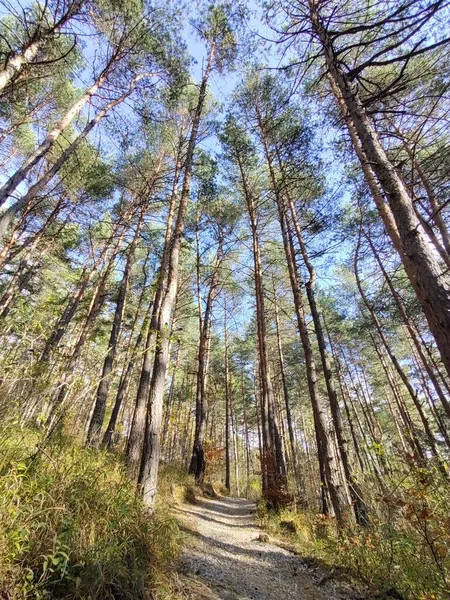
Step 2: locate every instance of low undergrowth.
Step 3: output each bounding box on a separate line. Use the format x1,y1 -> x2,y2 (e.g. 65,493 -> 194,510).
0,426 -> 184,600
258,469 -> 450,600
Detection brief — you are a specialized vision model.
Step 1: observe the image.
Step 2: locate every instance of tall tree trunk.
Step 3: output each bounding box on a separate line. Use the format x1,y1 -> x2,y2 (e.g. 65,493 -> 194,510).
312,9 -> 450,383
354,231 -> 447,474
137,41 -> 216,507
224,307 -> 231,492
337,342 -> 387,482
408,340 -> 450,450
0,78 -> 143,238
392,124 -> 450,260
0,260 -> 34,318
284,183 -> 366,525
236,153 -> 287,507
102,289 -> 151,449
0,0 -> 85,95
40,219 -> 125,363
125,145 -> 182,478
231,392 -> 240,497
323,317 -> 368,475
0,54 -> 116,209
273,186 -> 346,521
367,232 -> 450,420
243,394 -> 251,495
45,243 -> 120,428
252,107 -> 348,518
161,339 -> 181,457
272,278 -> 304,498
189,223 -> 223,483
87,213 -> 143,445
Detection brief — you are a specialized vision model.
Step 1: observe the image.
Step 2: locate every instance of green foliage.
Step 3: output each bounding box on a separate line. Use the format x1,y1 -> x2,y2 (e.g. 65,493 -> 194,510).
13,124 -> 37,155
196,2 -> 246,72
0,428 -> 181,599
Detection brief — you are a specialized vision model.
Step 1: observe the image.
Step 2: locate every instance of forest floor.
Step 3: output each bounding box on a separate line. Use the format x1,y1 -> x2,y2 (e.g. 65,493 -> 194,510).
174,495 -> 363,600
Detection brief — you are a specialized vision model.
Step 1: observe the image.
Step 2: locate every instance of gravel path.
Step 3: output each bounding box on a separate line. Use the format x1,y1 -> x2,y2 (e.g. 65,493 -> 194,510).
175,495 -> 359,600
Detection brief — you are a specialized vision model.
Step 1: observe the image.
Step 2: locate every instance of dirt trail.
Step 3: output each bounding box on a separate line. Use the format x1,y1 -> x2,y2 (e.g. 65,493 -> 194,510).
175,495 -> 359,600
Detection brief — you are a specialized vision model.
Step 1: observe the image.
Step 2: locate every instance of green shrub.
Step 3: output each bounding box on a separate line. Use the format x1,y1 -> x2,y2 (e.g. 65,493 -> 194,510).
0,429 -> 181,599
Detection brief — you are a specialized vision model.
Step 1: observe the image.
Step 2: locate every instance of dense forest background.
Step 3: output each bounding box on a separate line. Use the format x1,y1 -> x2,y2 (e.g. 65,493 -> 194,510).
0,0 -> 450,598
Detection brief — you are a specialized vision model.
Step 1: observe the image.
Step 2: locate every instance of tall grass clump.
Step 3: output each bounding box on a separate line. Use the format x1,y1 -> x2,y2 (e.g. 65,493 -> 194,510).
0,425 -> 181,599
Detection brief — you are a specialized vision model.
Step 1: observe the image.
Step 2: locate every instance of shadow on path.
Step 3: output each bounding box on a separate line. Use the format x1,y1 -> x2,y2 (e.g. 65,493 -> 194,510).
176,495 -> 357,600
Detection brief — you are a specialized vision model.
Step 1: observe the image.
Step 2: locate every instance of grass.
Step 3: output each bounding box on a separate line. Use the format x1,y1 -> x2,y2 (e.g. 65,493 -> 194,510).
0,425 -> 184,600
257,469 -> 450,600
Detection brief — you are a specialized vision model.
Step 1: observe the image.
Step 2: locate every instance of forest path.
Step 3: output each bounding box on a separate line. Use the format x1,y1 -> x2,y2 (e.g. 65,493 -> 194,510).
175,495 -> 358,600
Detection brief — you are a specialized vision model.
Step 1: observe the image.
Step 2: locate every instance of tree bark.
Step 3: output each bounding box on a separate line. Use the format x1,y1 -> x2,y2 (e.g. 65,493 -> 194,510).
0,0 -> 85,95
87,212 -> 143,445
312,8 -> 450,384
137,41 -> 216,507
0,77 -> 143,238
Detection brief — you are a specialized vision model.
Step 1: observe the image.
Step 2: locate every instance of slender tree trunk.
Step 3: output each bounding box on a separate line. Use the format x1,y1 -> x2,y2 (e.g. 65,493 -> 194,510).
137,41 -> 216,507
243,397 -> 251,495
236,153 -> 287,506
40,219 -> 124,363
87,214 -> 142,445
45,243 -> 121,428
161,339 -> 181,457
355,233 -> 447,473
0,56 -> 116,209
408,340 -> 450,450
324,318 -> 367,474
189,219 -> 223,482
0,0 -> 85,95
125,148 -> 181,478
367,233 -> 450,421
272,278 -> 304,497
393,126 -> 450,259
0,260 -> 34,318
253,364 -> 266,492
0,78 -> 143,238
224,308 -> 231,492
338,343 -> 386,481
231,392 -> 240,497
284,186 -> 366,524
252,111 -> 348,518
274,190 -> 346,520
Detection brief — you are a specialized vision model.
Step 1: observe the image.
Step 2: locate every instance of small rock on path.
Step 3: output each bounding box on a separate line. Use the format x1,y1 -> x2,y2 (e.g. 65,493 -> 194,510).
175,495 -> 359,600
